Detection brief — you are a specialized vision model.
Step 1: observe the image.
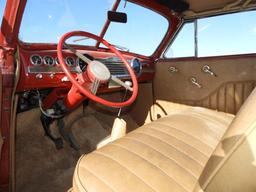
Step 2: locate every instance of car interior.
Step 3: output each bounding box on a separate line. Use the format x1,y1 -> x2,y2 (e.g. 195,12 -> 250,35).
0,0 -> 256,192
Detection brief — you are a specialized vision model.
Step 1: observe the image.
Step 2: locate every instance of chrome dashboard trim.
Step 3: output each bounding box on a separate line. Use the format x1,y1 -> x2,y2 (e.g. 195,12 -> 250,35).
28,66 -> 77,73
55,57 -> 59,65
28,55 -> 149,79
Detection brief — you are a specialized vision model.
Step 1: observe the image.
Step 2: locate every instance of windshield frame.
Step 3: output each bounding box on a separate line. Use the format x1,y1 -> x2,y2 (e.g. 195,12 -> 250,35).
11,0 -> 178,59
95,0 -> 121,48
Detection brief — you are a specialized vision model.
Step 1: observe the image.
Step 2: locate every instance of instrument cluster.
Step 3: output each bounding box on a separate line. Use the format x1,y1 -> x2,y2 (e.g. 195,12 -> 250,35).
27,53 -> 142,78
30,55 -> 76,67
17,49 -> 154,92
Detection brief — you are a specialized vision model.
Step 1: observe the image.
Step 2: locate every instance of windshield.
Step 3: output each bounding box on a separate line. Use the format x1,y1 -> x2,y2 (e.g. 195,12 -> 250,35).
19,0 -> 169,56
0,0 -> 6,25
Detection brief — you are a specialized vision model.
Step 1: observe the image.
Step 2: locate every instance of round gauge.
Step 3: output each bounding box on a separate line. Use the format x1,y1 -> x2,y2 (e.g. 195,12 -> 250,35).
131,58 -> 142,75
77,54 -> 94,72
43,56 -> 54,66
30,55 -> 42,65
65,57 -> 75,66
55,57 -> 59,65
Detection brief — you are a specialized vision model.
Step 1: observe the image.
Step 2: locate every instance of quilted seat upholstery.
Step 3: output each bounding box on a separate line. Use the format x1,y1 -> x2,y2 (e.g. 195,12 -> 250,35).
72,106 -> 234,192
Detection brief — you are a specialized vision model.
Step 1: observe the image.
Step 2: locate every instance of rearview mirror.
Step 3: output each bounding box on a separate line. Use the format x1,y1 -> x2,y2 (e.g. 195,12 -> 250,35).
108,11 -> 127,23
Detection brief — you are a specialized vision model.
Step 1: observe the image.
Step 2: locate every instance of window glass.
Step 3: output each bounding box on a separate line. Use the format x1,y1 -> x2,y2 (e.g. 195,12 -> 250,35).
19,0 -> 114,46
165,10 -> 256,58
165,22 -> 194,58
19,0 -> 168,56
198,11 -> 256,57
0,0 -> 6,26
103,2 -> 169,56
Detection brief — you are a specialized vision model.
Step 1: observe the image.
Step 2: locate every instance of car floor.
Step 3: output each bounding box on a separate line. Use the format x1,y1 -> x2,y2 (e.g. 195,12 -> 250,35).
15,102 -> 138,192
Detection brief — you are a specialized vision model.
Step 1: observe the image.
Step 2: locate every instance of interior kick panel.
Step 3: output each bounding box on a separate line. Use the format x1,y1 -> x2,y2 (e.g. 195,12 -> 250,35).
154,54 -> 256,114
16,48 -> 154,92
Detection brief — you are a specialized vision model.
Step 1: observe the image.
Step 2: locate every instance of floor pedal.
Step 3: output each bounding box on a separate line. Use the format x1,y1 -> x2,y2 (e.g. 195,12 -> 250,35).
40,114 -> 64,150
58,119 -> 80,151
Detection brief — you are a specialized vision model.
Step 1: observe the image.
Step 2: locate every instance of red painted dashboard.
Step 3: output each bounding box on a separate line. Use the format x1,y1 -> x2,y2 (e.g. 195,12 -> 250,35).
16,47 -> 155,92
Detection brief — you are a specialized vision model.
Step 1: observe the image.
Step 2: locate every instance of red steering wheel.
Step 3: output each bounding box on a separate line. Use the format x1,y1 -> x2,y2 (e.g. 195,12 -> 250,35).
57,31 -> 138,108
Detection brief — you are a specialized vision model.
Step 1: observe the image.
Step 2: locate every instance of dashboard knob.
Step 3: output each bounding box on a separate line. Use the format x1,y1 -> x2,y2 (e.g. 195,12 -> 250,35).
49,73 -> 55,79
36,73 -> 43,79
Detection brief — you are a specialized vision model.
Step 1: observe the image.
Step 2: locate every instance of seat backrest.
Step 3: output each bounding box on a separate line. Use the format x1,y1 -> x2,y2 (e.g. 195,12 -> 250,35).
198,88 -> 256,192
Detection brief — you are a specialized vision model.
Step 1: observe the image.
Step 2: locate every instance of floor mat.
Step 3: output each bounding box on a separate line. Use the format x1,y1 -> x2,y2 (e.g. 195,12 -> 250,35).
16,108 -> 109,192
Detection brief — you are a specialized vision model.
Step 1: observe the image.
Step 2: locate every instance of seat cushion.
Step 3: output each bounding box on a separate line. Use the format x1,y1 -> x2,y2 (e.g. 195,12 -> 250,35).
73,107 -> 234,192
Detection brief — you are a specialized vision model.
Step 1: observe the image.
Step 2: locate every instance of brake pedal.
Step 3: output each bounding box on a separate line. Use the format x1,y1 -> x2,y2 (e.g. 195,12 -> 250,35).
57,119 -> 80,151
40,114 -> 64,150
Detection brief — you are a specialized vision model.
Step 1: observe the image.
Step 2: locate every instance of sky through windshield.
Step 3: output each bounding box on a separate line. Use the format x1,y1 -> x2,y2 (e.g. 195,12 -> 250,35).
17,0 -> 168,56
1,0 -> 255,57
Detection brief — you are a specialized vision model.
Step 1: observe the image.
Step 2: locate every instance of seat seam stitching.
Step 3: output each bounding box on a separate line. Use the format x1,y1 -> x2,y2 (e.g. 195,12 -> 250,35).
161,110 -> 232,126
187,110 -> 231,124
182,112 -> 231,128
164,111 -> 230,129
147,127 -> 210,157
93,152 -> 158,192
82,164 -> 116,192
149,122 -> 215,149
76,155 -> 93,192
111,143 -> 191,192
139,128 -> 210,157
123,136 -> 200,178
131,131 -> 205,166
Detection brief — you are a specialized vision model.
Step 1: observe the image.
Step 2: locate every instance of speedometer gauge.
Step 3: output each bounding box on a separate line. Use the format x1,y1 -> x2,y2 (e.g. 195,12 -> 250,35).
43,56 -> 54,66
30,55 -> 42,65
65,57 -> 75,66
78,54 -> 94,72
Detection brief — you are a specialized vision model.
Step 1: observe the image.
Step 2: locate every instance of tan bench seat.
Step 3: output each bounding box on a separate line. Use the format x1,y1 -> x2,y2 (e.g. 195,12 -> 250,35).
72,106 -> 234,192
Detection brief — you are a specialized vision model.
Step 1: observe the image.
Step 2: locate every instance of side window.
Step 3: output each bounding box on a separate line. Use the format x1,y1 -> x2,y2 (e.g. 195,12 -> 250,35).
198,11 -> 256,57
165,10 -> 256,58
165,22 -> 195,58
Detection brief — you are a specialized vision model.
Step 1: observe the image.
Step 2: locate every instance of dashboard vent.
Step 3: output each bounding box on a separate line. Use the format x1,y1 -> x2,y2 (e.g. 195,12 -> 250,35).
98,57 -> 130,78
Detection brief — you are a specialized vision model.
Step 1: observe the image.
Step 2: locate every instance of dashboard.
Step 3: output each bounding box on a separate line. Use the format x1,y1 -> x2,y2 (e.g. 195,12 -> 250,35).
16,48 -> 154,92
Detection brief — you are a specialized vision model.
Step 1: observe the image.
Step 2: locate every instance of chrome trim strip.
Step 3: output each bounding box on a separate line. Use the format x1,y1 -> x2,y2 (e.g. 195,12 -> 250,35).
28,66 -> 76,73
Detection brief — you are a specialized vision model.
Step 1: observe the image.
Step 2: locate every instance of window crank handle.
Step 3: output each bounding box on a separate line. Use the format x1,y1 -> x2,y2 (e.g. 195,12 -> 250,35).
202,65 -> 217,77
190,77 -> 202,88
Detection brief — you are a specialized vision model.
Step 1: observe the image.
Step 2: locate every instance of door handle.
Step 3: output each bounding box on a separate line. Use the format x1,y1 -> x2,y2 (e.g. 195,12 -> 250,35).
190,77 -> 202,88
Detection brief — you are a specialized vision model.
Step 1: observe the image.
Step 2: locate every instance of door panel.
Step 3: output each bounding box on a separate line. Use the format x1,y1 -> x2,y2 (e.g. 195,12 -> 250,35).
153,54 -> 256,114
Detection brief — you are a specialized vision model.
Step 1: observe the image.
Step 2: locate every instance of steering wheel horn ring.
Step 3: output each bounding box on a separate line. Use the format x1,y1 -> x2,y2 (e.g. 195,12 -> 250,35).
57,31 -> 138,108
